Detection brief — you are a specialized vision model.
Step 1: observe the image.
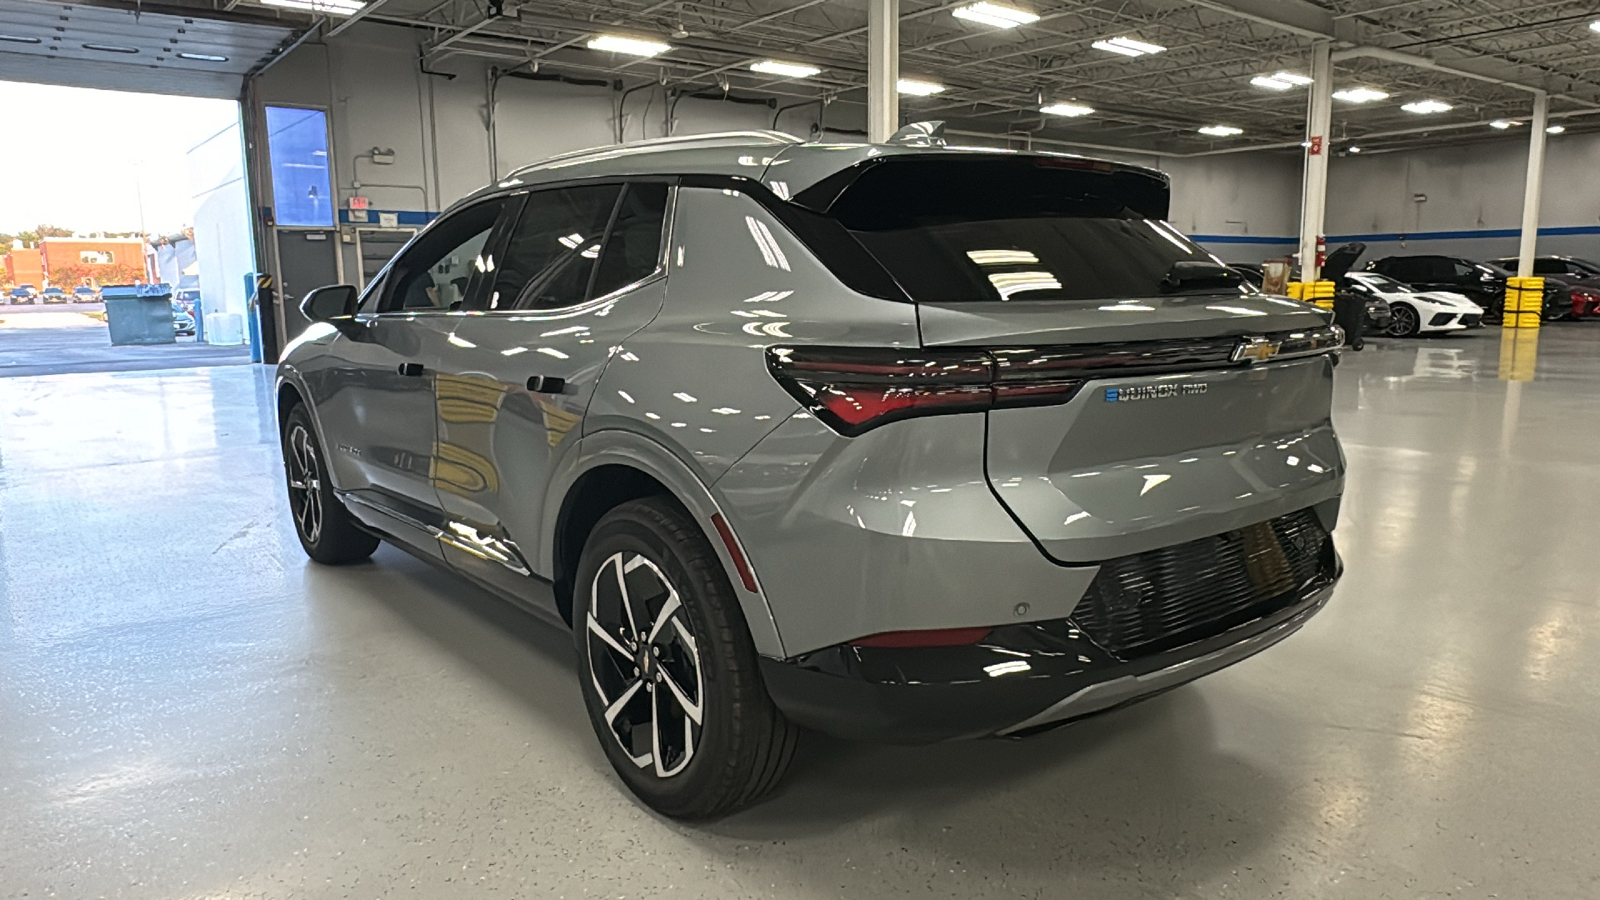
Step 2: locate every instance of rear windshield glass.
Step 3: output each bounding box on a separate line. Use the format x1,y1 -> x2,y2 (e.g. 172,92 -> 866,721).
822,157 -> 1229,304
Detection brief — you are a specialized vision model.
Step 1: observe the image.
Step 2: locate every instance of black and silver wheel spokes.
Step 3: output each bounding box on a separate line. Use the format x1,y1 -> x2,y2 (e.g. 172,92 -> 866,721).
286,424 -> 323,544
585,551 -> 704,779
1389,306 -> 1417,337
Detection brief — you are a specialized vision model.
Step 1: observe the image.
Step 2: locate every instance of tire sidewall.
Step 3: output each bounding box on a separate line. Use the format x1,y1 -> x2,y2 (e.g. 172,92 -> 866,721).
282,404 -> 333,558
572,504 -> 739,815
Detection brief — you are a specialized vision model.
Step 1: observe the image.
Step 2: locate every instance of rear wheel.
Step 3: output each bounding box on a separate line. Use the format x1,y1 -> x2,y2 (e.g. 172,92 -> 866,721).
281,404 -> 379,565
1387,303 -> 1420,337
573,497 -> 797,819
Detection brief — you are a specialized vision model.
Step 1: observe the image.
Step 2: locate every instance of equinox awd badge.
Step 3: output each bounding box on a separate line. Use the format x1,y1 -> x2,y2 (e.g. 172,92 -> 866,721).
1104,383 -> 1208,402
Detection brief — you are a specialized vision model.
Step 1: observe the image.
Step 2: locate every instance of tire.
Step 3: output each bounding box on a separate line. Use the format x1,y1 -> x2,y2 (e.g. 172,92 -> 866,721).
1387,303 -> 1420,337
281,403 -> 380,565
573,497 -> 797,819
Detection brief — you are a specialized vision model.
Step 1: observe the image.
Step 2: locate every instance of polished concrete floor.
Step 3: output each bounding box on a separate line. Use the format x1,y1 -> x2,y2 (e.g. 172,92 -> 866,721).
2,327 -> 1597,899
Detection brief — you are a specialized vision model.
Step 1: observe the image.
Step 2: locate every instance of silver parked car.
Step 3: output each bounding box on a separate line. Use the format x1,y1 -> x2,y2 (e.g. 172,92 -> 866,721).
276,129 -> 1346,818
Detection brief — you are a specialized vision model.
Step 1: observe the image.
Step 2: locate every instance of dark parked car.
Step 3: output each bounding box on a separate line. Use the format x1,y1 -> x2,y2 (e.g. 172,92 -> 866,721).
6,285 -> 38,304
1365,254 -> 1563,322
274,131 -> 1345,818
40,286 -> 68,303
1487,255 -> 1600,319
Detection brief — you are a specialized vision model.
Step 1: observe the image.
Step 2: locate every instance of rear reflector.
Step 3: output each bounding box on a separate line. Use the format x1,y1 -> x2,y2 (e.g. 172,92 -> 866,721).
710,513 -> 759,594
849,627 -> 993,648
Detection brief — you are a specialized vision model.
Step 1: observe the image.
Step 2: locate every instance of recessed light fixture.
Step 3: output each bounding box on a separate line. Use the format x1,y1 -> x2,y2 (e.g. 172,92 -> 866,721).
1347,146 -> 1362,154
1092,36 -> 1165,57
1198,125 -> 1243,137
1040,102 -> 1094,117
0,34 -> 42,44
1401,99 -> 1452,114
586,35 -> 671,57
952,2 -> 1039,28
897,78 -> 945,96
1490,119 -> 1519,129
1333,87 -> 1389,103
1251,75 -> 1295,91
1547,125 -> 1566,134
1272,71 -> 1313,86
750,60 -> 820,78
82,42 -> 139,53
260,0 -> 365,13
178,51 -> 228,62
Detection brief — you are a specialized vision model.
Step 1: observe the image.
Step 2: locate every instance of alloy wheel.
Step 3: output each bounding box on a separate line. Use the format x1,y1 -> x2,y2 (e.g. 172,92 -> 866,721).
1388,305 -> 1418,337
285,424 -> 324,544
585,551 -> 705,779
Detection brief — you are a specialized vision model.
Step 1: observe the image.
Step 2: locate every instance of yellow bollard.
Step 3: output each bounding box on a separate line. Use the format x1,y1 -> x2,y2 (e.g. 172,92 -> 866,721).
1309,280 -> 1336,311
1503,276 -> 1544,329
1286,282 -> 1306,301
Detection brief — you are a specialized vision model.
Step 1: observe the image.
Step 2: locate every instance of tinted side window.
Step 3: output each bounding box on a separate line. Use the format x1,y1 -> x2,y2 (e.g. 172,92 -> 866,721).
487,185 -> 621,311
1380,259 -> 1416,281
380,199 -> 503,312
1450,260 -> 1477,279
590,183 -> 669,298
1532,259 -> 1563,275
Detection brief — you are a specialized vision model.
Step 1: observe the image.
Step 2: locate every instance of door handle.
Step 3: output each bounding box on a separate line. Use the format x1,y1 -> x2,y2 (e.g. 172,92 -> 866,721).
526,375 -> 566,394
397,362 -> 424,377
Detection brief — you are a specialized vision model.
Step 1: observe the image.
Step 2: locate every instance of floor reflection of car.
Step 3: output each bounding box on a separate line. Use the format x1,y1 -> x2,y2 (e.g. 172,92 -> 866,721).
1487,255 -> 1600,319
1345,271 -> 1483,336
274,132 -> 1346,819
40,286 -> 68,303
72,286 -> 98,303
4,285 -> 36,304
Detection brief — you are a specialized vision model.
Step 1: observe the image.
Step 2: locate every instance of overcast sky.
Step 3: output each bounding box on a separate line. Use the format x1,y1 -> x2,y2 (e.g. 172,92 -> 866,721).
0,81 -> 240,235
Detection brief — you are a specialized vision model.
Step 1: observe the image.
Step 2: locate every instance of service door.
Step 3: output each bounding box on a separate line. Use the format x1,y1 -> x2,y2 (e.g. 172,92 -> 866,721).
430,182 -> 671,603
276,229 -> 339,345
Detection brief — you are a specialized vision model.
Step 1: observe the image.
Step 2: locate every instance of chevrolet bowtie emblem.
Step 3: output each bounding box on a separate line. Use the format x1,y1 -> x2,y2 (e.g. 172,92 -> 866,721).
1232,337 -> 1283,363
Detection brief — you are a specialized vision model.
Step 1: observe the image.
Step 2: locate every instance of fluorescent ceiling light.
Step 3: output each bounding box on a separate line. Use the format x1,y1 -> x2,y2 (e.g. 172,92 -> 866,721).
1347,146 -> 1362,153
1272,71 -> 1313,85
260,0 -> 365,13
1402,99 -> 1452,114
750,60 -> 820,78
587,34 -> 671,57
897,78 -> 945,96
952,2 -> 1039,28
1092,36 -> 1165,57
1333,87 -> 1389,103
1198,125 -> 1243,137
1040,102 -> 1094,117
178,52 -> 228,62
1591,20 -> 1600,33
82,42 -> 139,53
1547,125 -> 1566,134
1490,119 -> 1518,129
0,34 -> 43,44
1251,75 -> 1295,91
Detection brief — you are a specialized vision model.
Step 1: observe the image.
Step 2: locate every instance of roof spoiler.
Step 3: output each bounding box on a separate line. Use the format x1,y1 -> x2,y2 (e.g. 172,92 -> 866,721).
887,121 -> 947,147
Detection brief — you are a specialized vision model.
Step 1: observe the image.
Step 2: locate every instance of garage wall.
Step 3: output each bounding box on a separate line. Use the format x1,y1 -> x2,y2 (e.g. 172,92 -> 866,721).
251,22 -> 1305,279
1325,131 -> 1600,261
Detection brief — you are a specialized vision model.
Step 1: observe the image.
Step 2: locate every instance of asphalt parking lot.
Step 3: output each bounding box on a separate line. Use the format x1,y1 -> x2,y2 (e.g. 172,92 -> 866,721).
0,309 -> 253,377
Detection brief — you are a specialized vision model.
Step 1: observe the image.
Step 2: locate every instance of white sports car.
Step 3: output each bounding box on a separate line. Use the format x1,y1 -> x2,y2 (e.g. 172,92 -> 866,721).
1345,271 -> 1484,336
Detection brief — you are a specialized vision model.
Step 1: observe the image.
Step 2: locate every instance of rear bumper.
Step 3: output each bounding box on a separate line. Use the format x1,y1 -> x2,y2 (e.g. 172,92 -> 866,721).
762,551 -> 1339,743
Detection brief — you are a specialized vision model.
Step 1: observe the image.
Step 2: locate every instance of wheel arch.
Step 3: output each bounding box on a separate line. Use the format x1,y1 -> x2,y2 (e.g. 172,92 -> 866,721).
544,429 -> 785,658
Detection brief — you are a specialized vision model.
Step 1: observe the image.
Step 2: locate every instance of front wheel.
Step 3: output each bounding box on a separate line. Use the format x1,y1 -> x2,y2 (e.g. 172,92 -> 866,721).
573,497 -> 797,819
1387,304 -> 1421,337
281,404 -> 379,565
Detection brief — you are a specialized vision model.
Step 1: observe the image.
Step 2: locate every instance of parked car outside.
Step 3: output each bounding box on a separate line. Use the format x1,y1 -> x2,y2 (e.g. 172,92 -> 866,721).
72,286 -> 99,303
1346,271 -> 1483,336
171,304 -> 197,336
174,288 -> 202,315
1365,254 -> 1563,322
3,285 -> 35,304
40,286 -> 68,303
1487,255 -> 1600,318
275,133 -> 1346,818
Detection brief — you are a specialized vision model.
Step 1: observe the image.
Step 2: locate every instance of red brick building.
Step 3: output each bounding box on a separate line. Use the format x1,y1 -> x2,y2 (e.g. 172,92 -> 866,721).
3,246 -> 45,289
39,238 -> 148,287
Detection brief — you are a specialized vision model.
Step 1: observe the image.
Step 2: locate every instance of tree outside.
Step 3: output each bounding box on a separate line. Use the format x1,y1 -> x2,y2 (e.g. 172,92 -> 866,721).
49,261 -> 144,289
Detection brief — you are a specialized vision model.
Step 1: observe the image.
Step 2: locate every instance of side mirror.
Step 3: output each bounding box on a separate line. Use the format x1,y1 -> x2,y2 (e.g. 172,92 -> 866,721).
300,284 -> 359,323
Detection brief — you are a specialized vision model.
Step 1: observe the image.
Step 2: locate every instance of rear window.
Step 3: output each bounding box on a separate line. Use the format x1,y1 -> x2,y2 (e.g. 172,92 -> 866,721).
816,157 -> 1229,304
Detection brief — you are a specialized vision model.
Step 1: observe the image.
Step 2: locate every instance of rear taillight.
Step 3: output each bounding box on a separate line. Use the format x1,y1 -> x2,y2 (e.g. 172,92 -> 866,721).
767,346 -> 1084,436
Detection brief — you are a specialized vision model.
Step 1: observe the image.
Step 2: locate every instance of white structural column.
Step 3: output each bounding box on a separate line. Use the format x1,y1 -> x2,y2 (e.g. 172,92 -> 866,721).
1297,40 -> 1333,282
867,0 -> 900,143
1517,91 -> 1550,277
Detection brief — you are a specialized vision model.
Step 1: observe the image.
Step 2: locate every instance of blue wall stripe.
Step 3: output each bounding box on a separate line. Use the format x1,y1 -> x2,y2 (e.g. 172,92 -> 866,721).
1195,224 -> 1600,246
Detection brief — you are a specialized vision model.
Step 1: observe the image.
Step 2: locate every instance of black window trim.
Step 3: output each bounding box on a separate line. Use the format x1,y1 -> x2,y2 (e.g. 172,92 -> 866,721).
464,176 -> 677,317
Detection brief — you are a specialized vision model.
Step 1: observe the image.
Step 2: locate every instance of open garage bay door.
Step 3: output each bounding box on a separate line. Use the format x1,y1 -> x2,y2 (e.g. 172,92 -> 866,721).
0,0 -> 298,99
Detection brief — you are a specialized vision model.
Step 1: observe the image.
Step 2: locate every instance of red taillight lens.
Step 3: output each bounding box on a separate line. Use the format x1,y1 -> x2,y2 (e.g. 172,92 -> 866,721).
849,627 -> 993,648
767,346 -> 1084,436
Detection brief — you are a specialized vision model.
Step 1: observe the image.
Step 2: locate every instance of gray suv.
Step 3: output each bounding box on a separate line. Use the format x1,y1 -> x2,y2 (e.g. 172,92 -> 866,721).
277,130 -> 1345,818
